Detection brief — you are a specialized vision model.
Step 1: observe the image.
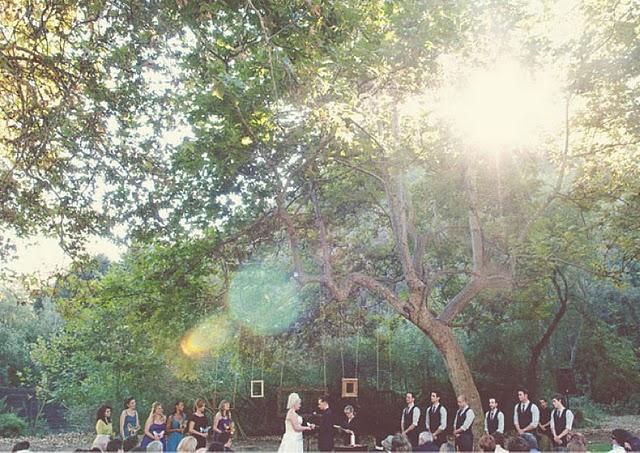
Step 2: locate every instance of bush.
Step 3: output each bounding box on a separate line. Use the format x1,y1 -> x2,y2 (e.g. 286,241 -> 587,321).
0,413 -> 28,437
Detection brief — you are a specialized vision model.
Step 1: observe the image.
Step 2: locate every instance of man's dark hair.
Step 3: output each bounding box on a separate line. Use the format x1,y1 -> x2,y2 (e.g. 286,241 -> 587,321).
516,387 -> 529,397
318,395 -> 330,404
489,396 -> 498,404
406,392 -> 415,399
11,441 -> 30,452
123,436 -> 139,452
431,390 -> 440,399
207,442 -> 225,452
552,394 -> 565,405
106,439 -> 122,452
493,432 -> 505,447
506,436 -> 531,452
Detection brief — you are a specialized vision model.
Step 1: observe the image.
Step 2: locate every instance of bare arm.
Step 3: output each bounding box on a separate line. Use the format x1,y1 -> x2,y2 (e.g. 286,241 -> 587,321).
288,411 -> 313,433
144,417 -> 156,440
213,413 -> 222,433
119,411 -> 126,438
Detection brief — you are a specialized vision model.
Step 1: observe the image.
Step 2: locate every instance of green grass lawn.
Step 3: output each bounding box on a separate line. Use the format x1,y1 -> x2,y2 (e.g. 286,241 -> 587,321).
588,442 -> 611,452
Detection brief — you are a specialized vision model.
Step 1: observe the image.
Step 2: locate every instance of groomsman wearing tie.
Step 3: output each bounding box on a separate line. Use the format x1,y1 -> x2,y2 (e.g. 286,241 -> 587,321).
453,395 -> 475,452
484,397 -> 504,435
513,388 -> 539,435
401,392 -> 421,448
550,394 -> 574,449
425,391 -> 447,447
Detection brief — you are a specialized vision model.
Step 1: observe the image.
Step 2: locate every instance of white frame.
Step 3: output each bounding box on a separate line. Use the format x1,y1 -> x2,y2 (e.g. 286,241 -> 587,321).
251,379 -> 264,398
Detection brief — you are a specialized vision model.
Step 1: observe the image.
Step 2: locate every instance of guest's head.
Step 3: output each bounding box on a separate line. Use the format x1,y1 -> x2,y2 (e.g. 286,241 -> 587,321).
318,395 -> 330,411
492,432 -> 505,448
218,432 -> 231,447
456,394 -> 467,409
344,405 -> 355,418
479,434 -> 496,452
430,391 -> 441,404
194,398 -> 206,413
566,432 -> 587,452
489,398 -> 498,410
517,388 -> 529,403
123,436 -> 139,452
405,392 -> 415,406
539,398 -> 548,409
97,405 -> 112,423
146,440 -> 163,452
124,397 -> 136,410
92,434 -> 111,451
439,442 -> 455,453
419,431 -> 433,445
176,436 -> 197,452
382,434 -> 412,452
11,441 -> 30,452
506,435 -> 531,452
218,399 -> 231,415
286,393 -> 301,410
106,439 -> 123,452
521,433 -> 539,451
626,437 -> 640,452
612,429 -> 632,448
173,401 -> 185,415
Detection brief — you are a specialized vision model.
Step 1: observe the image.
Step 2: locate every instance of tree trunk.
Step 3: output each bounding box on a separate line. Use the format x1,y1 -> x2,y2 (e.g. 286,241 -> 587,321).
527,271 -> 569,396
417,311 -> 484,446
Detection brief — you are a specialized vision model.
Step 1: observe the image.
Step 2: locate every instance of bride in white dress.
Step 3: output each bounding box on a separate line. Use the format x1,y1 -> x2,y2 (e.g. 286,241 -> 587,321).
278,393 -> 315,452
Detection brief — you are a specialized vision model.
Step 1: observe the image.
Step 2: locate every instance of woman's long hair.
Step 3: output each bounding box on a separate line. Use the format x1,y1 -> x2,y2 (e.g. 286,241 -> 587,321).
172,401 -> 184,416
217,399 -> 231,418
147,401 -> 162,423
96,405 -> 112,423
194,398 -> 206,413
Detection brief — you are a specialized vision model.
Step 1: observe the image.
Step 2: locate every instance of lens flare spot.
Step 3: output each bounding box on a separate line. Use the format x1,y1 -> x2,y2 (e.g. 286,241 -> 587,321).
228,262 -> 300,335
180,315 -> 232,358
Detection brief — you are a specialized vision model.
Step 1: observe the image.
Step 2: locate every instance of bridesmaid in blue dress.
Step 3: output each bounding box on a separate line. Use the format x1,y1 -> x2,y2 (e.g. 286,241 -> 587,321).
140,402 -> 167,450
120,397 -> 140,441
166,401 -> 186,452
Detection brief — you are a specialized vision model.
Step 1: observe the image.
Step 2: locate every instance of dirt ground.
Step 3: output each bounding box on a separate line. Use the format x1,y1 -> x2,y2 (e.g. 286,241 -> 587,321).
0,416 -> 637,451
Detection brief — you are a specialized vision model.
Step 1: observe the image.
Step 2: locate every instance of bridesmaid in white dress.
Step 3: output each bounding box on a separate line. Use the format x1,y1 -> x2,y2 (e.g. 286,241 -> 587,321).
278,393 -> 315,452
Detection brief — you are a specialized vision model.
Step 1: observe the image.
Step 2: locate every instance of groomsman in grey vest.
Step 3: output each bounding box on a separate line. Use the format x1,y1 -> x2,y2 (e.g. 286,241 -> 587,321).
424,391 -> 447,446
550,394 -> 574,449
513,388 -> 539,435
484,397 -> 504,435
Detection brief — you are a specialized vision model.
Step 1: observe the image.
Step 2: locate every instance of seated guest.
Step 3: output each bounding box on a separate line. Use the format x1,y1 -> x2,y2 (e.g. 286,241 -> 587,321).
122,436 -> 139,452
438,441 -> 455,453
521,433 -> 540,453
11,442 -> 30,453
106,439 -> 123,452
177,436 -> 198,452
611,429 -> 636,452
146,440 -> 163,452
416,431 -> 439,451
506,436 -> 531,452
566,432 -> 587,452
478,434 -> 496,452
382,434 -> 413,452
492,433 -> 508,453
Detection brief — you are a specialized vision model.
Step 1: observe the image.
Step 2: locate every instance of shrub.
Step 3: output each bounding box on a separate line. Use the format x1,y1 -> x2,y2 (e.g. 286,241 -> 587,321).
0,412 -> 28,437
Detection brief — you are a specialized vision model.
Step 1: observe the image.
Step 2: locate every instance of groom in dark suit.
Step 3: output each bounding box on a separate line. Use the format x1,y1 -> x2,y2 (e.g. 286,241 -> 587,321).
317,395 -> 335,451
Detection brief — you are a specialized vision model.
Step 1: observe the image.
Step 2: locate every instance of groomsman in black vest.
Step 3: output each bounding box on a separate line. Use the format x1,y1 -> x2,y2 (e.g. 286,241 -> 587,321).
513,388 -> 539,435
483,397 -> 504,435
453,395 -> 475,452
550,394 -> 574,449
401,392 -> 421,449
424,391 -> 448,447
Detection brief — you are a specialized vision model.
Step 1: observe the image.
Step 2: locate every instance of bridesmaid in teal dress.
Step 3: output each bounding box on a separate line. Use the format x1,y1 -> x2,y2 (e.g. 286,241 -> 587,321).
166,401 -> 186,452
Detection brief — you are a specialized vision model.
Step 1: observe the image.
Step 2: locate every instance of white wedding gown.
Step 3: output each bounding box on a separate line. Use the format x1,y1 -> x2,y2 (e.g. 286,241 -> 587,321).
278,414 -> 304,452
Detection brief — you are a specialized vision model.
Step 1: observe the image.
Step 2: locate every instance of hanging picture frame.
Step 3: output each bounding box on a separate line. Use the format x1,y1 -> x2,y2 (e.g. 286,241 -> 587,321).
341,378 -> 358,398
251,380 -> 264,398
